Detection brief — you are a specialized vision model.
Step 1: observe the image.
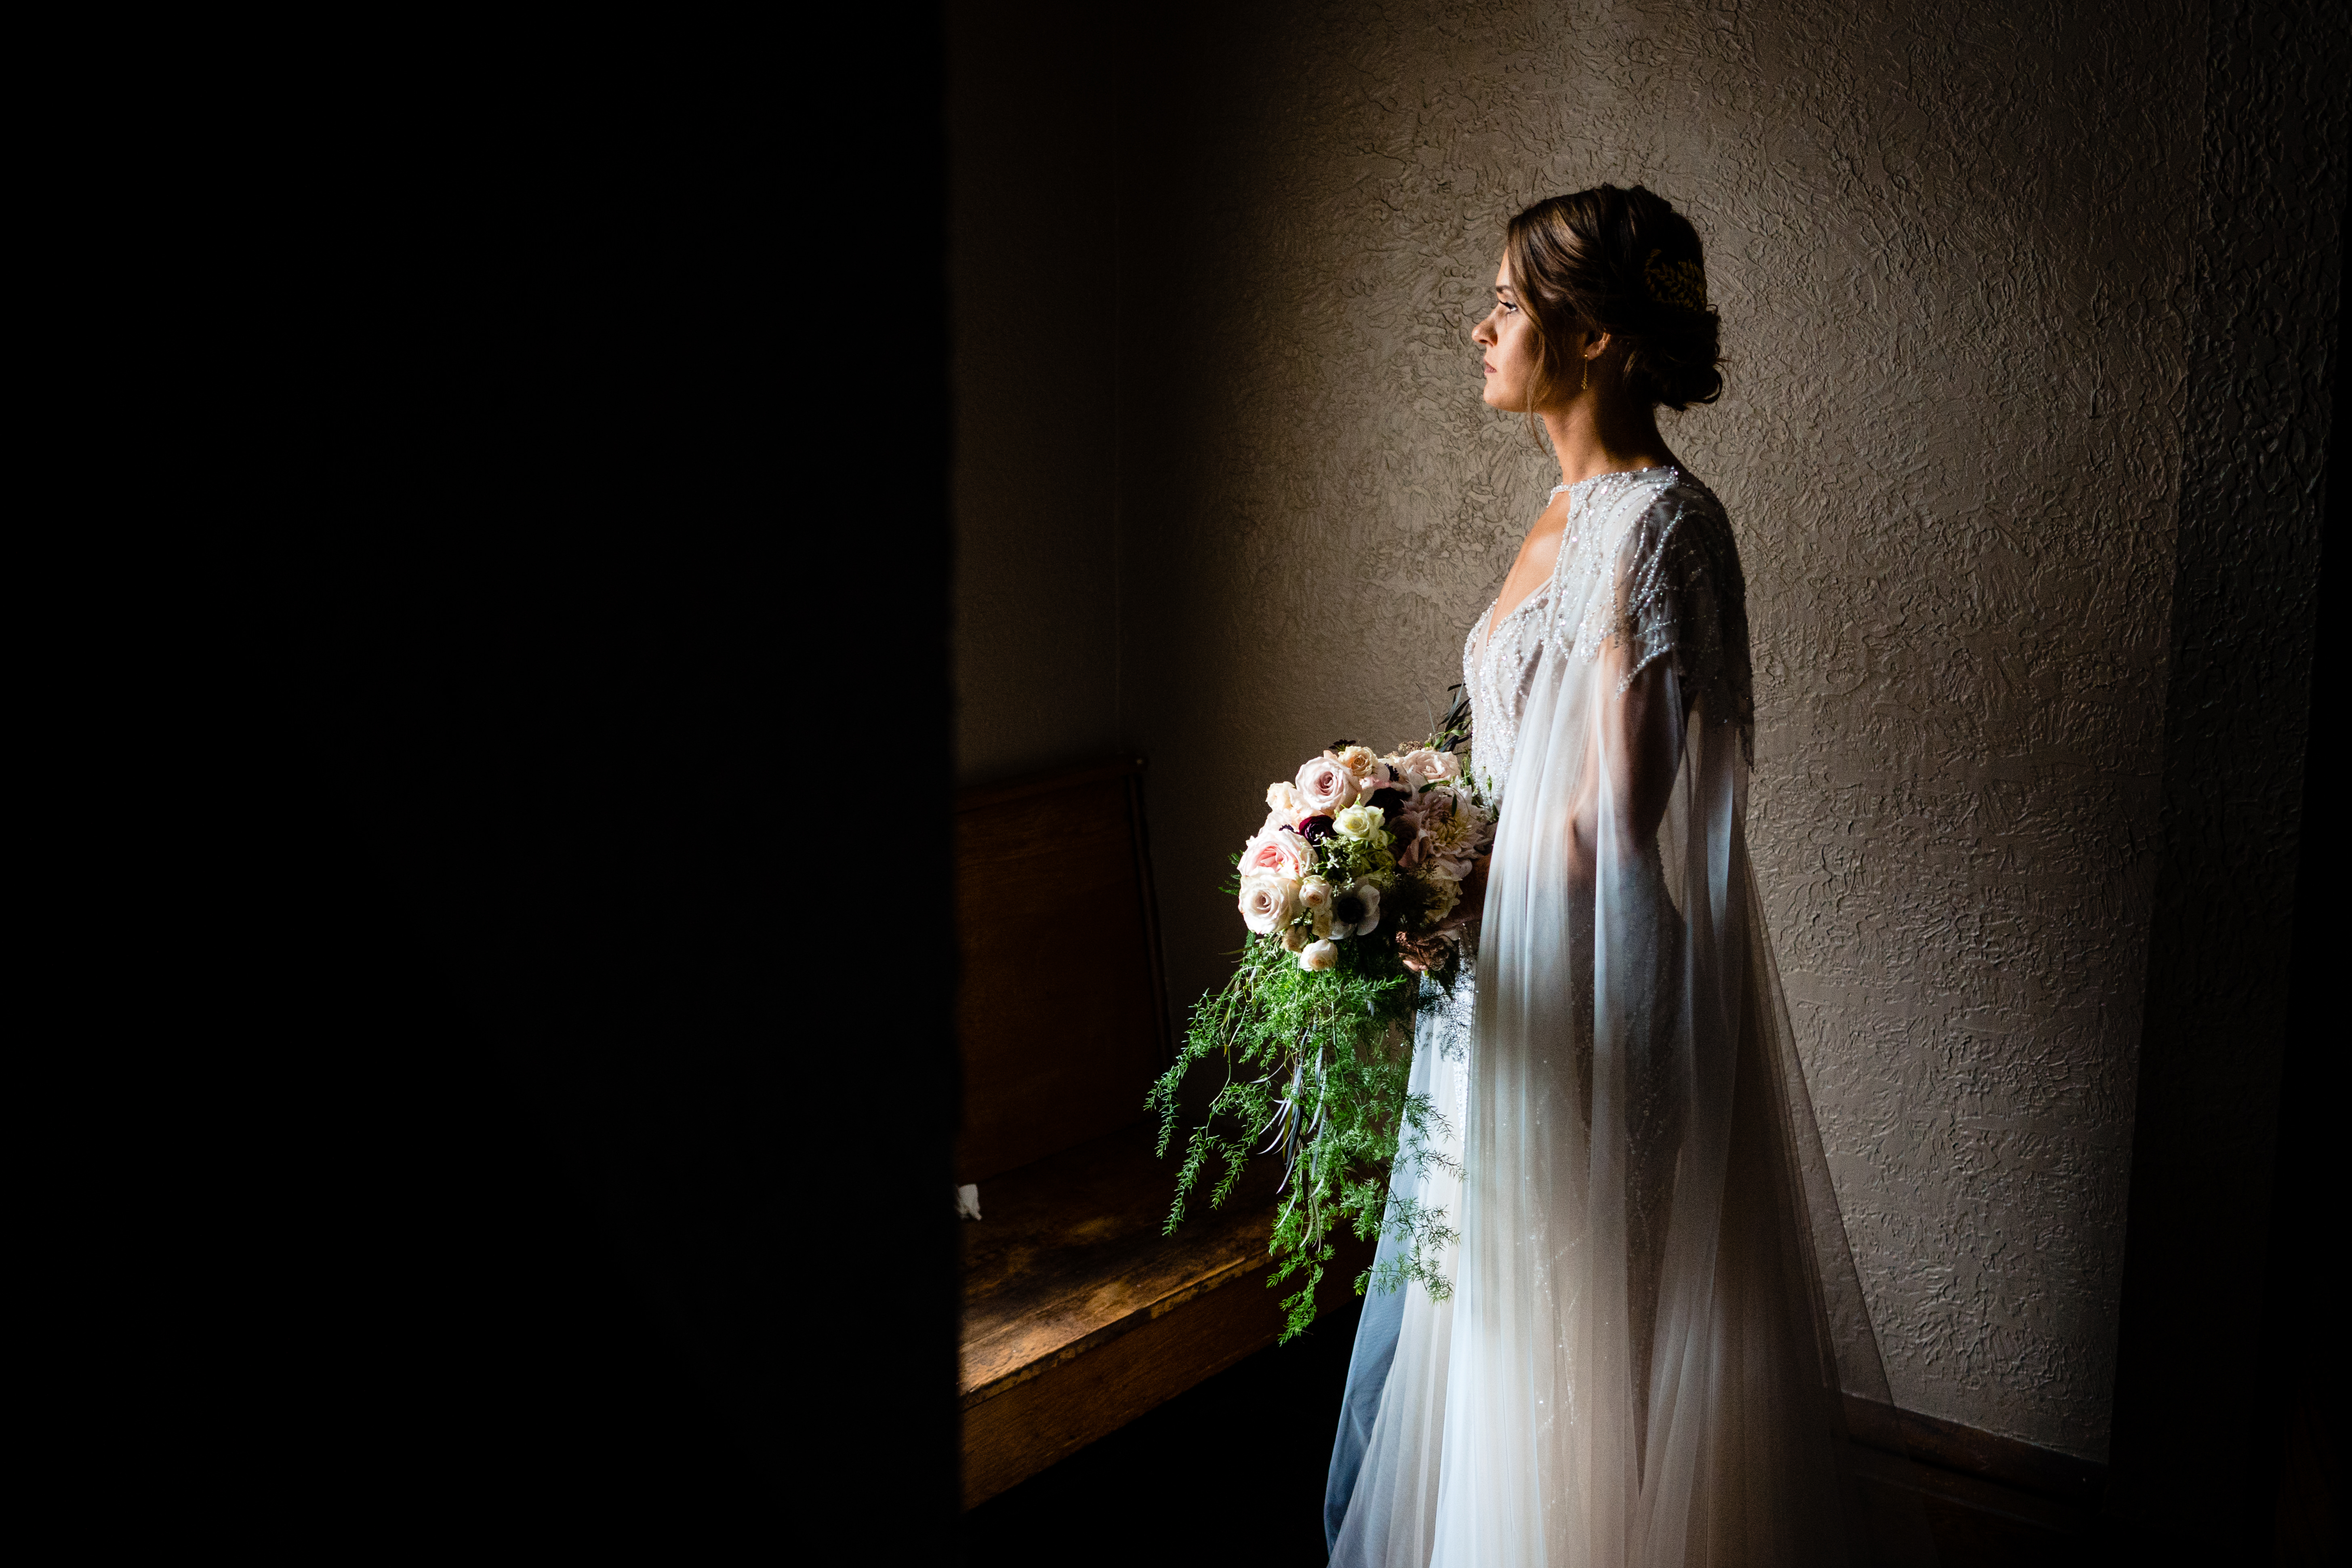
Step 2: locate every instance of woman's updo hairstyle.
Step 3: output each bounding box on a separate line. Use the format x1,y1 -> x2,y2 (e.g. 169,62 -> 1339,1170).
1504,183 -> 1724,412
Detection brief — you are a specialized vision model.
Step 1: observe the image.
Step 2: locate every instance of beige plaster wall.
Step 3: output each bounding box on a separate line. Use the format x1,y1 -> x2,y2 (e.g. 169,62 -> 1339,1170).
1111,0 -> 2201,1463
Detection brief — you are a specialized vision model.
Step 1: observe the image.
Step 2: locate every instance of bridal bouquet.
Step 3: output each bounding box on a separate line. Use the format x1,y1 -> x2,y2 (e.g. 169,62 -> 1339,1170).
1149,694 -> 1495,1340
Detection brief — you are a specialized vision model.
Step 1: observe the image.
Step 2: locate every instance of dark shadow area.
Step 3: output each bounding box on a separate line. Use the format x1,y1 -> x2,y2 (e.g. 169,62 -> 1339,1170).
2246,186 -> 2349,1568
231,27 -> 957,1554
252,741 -> 768,1549
2106,3 -> 2348,1559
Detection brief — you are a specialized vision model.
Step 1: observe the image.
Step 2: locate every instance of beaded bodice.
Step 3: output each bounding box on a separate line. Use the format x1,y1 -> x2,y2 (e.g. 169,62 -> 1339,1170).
1462,465 -> 1752,800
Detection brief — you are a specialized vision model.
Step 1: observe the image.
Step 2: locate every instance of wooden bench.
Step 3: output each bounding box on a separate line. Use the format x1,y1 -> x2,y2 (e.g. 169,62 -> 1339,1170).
955,758 -> 1367,1508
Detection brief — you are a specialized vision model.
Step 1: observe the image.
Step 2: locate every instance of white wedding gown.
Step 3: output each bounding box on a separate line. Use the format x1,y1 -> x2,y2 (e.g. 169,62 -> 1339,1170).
1325,467 -> 1929,1567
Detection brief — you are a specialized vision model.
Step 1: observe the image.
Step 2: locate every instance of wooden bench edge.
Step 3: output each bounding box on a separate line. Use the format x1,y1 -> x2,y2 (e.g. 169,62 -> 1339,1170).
959,1246 -> 1268,1412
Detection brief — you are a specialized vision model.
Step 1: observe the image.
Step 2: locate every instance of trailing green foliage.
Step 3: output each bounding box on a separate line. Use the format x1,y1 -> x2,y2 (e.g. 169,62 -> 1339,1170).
1150,932 -> 1469,1341
1151,692 -> 1479,1343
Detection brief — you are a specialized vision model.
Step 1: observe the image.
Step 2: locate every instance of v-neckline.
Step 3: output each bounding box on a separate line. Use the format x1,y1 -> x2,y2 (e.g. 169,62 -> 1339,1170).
1480,482 -> 1577,649
1479,465 -> 1679,649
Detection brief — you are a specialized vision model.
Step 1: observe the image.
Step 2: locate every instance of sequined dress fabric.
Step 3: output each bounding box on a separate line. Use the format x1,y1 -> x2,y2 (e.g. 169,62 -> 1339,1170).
1464,467 -> 1751,802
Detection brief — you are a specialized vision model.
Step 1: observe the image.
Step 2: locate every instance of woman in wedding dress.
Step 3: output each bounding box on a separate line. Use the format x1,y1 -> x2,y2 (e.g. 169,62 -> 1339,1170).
1322,185 -> 1925,1568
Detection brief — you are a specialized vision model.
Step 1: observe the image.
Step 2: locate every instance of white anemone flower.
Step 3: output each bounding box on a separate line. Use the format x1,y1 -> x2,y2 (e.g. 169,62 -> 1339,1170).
1329,880 -> 1382,937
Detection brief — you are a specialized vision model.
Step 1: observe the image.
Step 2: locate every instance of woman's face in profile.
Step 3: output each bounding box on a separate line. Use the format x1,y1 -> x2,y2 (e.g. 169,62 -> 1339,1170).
1474,257 -> 1541,413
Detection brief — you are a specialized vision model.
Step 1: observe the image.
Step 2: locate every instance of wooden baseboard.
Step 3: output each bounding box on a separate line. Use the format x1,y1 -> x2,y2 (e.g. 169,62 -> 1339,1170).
1845,1394 -> 2107,1509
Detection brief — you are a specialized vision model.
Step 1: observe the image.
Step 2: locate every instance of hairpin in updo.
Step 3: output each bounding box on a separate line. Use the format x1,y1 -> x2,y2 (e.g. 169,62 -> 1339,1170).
1643,248 -> 1710,312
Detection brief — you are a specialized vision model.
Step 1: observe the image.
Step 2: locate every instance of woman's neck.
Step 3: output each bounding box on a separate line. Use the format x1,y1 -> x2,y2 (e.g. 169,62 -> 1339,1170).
1539,395 -> 1675,489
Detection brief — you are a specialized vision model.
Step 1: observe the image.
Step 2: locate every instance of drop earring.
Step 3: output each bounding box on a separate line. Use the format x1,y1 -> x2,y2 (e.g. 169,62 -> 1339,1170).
1581,353 -> 1591,393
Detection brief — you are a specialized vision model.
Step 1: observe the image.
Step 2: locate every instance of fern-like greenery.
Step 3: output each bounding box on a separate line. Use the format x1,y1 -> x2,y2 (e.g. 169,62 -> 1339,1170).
1150,692 -> 1478,1342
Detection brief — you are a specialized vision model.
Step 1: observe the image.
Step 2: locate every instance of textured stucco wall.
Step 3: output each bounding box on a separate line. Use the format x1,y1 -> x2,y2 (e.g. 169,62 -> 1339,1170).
1114,0 -> 2204,1462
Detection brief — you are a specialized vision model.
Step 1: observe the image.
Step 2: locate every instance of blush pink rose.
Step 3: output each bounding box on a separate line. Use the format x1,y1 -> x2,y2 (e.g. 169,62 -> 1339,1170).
1240,825 -> 1313,882
1395,748 -> 1459,792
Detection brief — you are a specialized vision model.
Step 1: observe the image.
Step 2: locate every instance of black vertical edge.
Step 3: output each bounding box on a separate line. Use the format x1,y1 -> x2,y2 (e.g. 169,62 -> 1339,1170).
2249,169 -> 2350,1564
2106,0 -> 2350,1555
814,2 -> 961,1543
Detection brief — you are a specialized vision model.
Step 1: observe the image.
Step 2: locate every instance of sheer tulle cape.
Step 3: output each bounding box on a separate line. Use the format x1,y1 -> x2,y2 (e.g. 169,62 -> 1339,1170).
1328,474 -> 1933,1567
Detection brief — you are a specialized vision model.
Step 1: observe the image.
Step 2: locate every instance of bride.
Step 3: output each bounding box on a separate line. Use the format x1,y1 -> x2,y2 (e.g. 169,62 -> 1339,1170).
1323,184 -> 1914,1567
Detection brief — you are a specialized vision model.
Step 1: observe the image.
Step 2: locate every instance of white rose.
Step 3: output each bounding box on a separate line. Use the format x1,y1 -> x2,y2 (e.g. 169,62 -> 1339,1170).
1294,756 -> 1356,817
1421,748 -> 1463,784
1333,804 -> 1385,842
1297,938 -> 1340,972
1264,781 -> 1308,825
1297,876 -> 1336,939
1237,875 -> 1299,935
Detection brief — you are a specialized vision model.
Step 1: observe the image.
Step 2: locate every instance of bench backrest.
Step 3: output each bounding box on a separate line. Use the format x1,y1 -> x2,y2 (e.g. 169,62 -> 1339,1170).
954,758 -> 1168,1183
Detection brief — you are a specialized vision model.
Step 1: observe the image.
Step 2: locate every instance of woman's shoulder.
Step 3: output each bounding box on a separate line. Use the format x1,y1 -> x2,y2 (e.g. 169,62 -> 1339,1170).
1598,466 -> 1754,735
1600,465 -> 1733,564
1644,465 -> 1728,526
1609,467 -> 1749,644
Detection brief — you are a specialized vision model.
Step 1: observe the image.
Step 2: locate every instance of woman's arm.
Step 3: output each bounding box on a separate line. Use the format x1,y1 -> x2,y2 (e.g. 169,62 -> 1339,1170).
1563,645 -> 1683,892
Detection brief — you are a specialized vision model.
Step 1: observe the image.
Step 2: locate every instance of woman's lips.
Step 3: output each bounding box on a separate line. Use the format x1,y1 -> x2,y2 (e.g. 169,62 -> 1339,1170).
1482,362 -> 1496,375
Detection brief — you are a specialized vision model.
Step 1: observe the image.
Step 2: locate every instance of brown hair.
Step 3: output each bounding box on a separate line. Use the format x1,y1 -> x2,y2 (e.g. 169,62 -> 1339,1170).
1503,183 -> 1724,413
